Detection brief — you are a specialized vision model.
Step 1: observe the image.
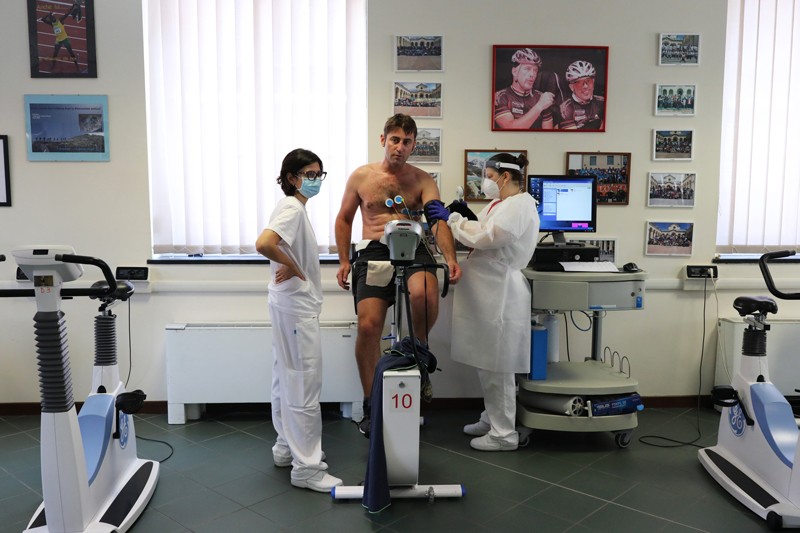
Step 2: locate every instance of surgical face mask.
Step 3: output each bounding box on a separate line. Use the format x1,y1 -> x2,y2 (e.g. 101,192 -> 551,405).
298,178 -> 322,199
482,176 -> 503,199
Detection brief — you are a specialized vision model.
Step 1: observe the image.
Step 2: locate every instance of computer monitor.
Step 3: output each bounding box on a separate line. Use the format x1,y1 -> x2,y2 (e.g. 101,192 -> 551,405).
528,174 -> 597,245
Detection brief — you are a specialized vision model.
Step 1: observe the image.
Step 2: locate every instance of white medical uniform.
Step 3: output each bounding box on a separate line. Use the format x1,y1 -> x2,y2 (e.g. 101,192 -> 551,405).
447,193 -> 539,443
266,196 -> 327,481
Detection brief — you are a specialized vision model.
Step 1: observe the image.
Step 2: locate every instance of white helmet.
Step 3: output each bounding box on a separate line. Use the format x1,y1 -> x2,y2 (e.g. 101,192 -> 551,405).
511,48 -> 542,66
565,60 -> 596,82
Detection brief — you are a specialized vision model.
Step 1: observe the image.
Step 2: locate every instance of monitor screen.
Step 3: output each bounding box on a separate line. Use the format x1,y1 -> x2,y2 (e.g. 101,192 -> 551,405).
528,174 -> 597,244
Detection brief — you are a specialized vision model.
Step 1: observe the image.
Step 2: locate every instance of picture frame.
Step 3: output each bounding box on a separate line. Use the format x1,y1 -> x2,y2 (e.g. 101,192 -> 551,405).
492,44 -> 609,132
24,94 -> 110,162
648,172 -> 696,207
566,152 -> 631,205
653,130 -> 694,161
0,135 -> 10,207
655,84 -> 696,116
658,33 -> 700,66
571,238 -> 617,263
27,0 -> 97,78
409,128 -> 441,164
394,35 -> 443,72
645,221 -> 694,256
393,82 -> 442,118
464,149 -> 527,202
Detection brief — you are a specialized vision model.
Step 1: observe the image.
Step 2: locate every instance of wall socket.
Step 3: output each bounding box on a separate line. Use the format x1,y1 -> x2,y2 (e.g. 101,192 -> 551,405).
686,265 -> 718,278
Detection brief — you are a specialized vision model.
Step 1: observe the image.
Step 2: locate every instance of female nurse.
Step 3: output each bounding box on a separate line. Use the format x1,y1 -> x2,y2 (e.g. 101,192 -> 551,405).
256,149 -> 343,490
427,152 -> 539,451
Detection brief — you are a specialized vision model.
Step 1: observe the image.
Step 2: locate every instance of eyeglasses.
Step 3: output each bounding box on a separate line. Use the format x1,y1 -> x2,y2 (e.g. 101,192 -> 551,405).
295,171 -> 327,182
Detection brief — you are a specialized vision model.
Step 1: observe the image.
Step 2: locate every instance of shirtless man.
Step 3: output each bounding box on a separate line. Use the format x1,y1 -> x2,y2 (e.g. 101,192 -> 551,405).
335,114 -> 461,436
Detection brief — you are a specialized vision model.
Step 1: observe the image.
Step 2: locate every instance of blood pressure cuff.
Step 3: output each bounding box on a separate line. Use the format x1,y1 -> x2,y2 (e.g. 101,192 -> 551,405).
447,200 -> 477,221
423,199 -> 447,223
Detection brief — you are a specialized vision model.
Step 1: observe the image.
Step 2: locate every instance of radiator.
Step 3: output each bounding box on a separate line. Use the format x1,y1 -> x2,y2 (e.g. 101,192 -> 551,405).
165,321 -> 362,424
716,317 -> 800,397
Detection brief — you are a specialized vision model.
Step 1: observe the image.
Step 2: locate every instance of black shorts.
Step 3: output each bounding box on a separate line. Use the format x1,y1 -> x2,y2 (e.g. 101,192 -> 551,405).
351,240 -> 437,308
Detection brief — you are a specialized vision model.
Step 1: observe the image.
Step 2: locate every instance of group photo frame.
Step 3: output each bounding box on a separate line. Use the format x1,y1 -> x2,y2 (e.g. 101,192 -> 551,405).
394,35 -> 443,72
492,44 -> 609,132
659,33 -> 700,66
464,149 -> 527,202
566,151 -> 631,205
409,128 -> 441,164
27,0 -> 97,78
393,81 -> 442,118
648,172 -> 696,207
653,130 -> 694,161
24,94 -> 110,162
655,84 -> 696,116
645,221 -> 694,256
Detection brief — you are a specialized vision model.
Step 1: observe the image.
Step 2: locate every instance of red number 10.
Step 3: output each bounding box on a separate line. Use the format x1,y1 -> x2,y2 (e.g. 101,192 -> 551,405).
392,393 -> 413,409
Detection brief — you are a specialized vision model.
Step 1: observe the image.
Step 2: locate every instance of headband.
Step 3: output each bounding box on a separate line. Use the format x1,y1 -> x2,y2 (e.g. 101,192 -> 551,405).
487,161 -> 521,172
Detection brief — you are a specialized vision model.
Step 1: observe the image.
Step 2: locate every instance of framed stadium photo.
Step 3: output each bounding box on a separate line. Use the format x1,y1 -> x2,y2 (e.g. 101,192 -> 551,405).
464,149 -> 527,202
24,94 -> 110,162
27,0 -> 97,78
566,151 -> 630,205
394,35 -> 443,72
492,45 -> 609,132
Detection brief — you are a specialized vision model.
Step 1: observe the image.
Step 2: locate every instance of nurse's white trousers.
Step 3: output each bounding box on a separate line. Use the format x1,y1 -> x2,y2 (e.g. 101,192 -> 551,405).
269,306 -> 326,480
476,368 -> 519,445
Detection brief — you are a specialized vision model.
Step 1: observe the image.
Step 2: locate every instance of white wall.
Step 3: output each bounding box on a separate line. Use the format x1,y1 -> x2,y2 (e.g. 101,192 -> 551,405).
3,0 -> 800,405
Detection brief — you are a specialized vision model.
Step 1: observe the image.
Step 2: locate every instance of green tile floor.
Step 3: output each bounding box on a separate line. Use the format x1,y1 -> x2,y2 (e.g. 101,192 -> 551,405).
0,406 -> 771,532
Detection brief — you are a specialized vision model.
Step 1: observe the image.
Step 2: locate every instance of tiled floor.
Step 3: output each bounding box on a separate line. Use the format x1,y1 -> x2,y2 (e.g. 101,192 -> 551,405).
0,405 -> 770,532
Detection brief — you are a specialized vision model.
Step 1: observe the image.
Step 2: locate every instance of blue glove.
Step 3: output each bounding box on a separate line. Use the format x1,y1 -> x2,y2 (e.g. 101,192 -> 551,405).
424,199 -> 451,222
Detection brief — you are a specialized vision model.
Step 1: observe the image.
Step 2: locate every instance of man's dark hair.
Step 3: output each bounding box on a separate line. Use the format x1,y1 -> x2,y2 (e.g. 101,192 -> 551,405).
277,148 -> 323,196
383,113 -> 417,139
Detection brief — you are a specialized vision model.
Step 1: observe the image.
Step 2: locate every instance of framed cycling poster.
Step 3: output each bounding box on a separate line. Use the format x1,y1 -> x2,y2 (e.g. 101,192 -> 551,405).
27,0 -> 97,78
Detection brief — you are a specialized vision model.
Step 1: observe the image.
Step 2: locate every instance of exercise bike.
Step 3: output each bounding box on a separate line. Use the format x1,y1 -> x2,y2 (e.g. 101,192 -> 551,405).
0,246 -> 159,533
698,250 -> 800,530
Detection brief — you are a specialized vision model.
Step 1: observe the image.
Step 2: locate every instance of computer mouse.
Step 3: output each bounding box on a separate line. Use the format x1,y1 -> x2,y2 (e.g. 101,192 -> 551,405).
622,262 -> 640,272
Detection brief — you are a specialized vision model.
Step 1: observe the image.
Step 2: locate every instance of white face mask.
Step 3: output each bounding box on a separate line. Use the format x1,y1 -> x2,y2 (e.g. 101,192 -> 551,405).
482,176 -> 502,199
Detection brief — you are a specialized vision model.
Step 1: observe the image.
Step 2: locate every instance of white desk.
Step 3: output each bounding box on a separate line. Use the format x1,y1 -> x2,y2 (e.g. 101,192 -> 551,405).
518,269 -> 647,447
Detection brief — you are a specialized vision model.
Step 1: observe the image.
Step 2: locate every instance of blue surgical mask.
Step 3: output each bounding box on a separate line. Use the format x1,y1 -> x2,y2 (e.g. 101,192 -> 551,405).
298,178 -> 322,199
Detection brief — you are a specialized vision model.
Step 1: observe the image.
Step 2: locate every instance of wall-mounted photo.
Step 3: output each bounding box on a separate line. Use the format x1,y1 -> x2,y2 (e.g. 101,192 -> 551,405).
394,35 -> 443,72
24,94 -> 109,162
492,45 -> 608,132
566,151 -> 630,205
648,172 -> 696,207
571,238 -> 617,263
645,221 -> 694,256
409,128 -> 441,164
655,84 -> 696,116
393,82 -> 442,118
27,0 -> 97,78
464,149 -> 527,202
0,135 -> 10,207
653,130 -> 694,161
659,33 -> 700,66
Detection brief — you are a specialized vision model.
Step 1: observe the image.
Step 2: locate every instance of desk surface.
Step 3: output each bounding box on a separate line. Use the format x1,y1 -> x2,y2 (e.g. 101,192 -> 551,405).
522,269 -> 648,282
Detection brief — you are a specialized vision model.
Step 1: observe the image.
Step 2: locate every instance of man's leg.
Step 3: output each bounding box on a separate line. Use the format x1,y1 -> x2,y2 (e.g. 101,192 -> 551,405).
355,297 -> 389,397
406,270 -> 439,342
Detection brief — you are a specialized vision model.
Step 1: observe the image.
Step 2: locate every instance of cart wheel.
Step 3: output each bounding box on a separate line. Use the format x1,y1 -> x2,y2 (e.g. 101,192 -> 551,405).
767,510 -> 782,530
614,431 -> 632,448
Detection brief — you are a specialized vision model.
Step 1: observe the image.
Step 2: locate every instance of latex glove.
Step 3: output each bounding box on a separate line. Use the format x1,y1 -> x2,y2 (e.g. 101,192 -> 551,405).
425,200 -> 451,223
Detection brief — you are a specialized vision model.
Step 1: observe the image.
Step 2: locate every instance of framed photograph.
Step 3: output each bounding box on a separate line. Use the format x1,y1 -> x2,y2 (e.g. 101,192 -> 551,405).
655,84 -> 696,116
24,94 -> 110,162
653,130 -> 694,161
566,152 -> 630,205
0,136 -> 10,207
492,45 -> 609,132
648,172 -> 696,207
571,238 -> 617,263
645,221 -> 694,256
393,82 -> 442,118
27,0 -> 97,78
659,33 -> 700,66
409,128 -> 441,164
394,35 -> 443,72
464,149 -> 527,202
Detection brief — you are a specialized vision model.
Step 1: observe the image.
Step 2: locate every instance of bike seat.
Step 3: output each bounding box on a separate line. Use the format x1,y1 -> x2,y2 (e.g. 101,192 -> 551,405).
733,296 -> 778,317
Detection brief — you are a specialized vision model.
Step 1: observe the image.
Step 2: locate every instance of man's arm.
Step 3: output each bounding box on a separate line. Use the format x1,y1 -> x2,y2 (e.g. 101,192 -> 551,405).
495,91 -> 556,130
420,173 -> 462,283
334,171 -> 362,290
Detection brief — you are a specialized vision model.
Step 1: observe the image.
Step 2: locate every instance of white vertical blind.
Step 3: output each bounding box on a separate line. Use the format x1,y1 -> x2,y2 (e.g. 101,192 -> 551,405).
718,0 -> 800,252
143,0 -> 367,254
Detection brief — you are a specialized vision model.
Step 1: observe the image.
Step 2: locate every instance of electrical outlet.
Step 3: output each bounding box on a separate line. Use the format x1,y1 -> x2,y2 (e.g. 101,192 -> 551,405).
115,266 -> 149,281
686,265 -> 718,279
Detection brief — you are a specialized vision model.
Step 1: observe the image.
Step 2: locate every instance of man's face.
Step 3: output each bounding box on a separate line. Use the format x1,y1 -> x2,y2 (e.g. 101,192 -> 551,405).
511,64 -> 539,93
381,128 -> 416,165
570,77 -> 595,103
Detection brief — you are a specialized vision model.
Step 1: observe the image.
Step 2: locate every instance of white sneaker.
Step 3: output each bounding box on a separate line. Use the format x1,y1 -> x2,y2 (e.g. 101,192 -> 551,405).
291,471 -> 343,493
470,434 -> 518,452
274,450 -> 326,468
463,419 -> 491,436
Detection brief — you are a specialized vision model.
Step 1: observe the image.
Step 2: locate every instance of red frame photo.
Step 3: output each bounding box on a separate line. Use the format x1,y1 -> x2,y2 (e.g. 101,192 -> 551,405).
492,45 -> 608,132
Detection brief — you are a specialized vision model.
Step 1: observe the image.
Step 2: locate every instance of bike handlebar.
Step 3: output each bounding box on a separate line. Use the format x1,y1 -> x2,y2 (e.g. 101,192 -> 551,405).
0,253 -> 117,298
758,250 -> 800,300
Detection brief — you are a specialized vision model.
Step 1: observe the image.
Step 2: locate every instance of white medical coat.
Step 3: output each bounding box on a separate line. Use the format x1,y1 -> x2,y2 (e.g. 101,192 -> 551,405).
447,193 -> 539,372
